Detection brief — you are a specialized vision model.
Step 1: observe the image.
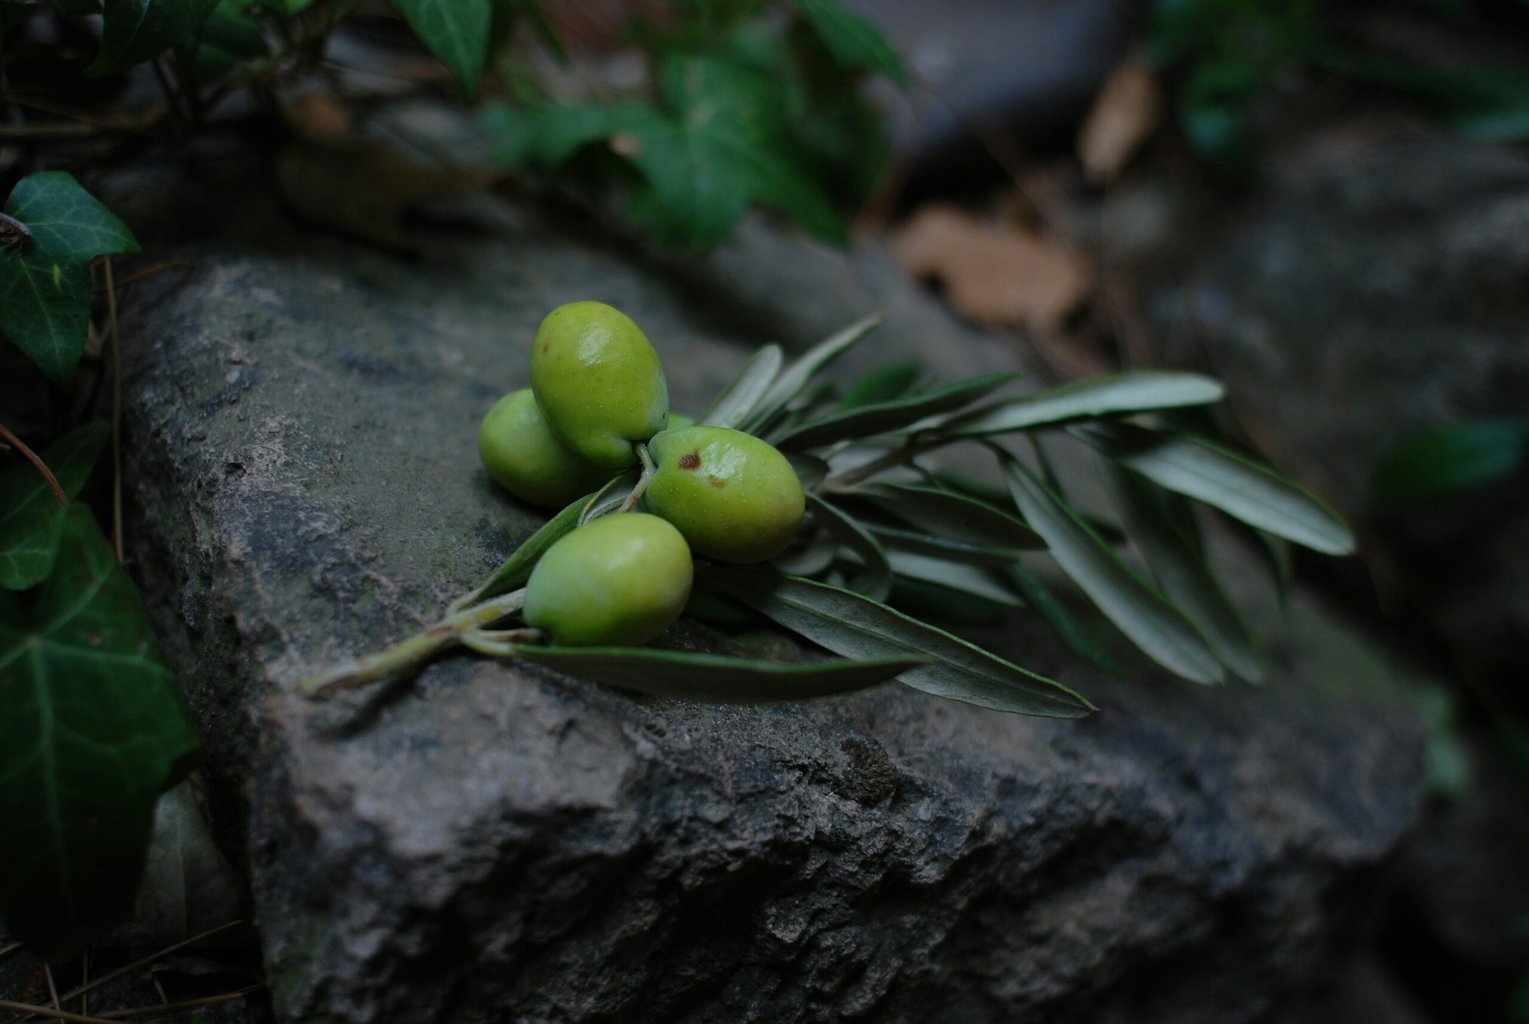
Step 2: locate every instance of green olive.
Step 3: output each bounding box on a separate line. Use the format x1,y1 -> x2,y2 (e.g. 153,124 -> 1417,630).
522,513 -> 693,646
530,301 -> 669,469
644,425 -> 806,564
478,389 -> 612,507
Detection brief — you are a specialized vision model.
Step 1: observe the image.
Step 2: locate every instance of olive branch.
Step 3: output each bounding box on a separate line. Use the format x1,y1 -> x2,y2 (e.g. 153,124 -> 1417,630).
301,314 -> 1353,714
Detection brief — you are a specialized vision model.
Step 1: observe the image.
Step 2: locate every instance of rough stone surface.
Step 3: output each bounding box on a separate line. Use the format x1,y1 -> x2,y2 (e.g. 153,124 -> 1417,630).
1114,113 -> 1529,681
110,150 -> 1424,1023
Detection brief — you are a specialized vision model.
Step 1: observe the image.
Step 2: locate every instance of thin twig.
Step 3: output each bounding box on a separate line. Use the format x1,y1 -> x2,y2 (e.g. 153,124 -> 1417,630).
42,920 -> 246,1011
0,1000 -> 116,1024
79,948 -> 88,1018
94,985 -> 263,1020
0,941 -> 23,960
91,261 -> 185,295
0,423 -> 65,507
104,257 -> 124,563
44,963 -> 62,1011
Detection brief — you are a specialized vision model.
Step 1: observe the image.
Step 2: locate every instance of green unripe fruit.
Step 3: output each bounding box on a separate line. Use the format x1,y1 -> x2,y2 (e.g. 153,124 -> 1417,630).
478,389 -> 612,507
645,425 -> 806,564
530,301 -> 669,469
522,513 -> 693,646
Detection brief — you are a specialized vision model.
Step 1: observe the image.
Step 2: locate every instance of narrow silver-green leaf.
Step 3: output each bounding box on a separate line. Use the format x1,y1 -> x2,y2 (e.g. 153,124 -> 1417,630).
1102,462 -> 1264,682
1004,562 -> 1123,673
862,523 -> 1017,566
786,451 -> 829,490
940,371 -> 1226,437
515,646 -> 921,701
1002,456 -> 1223,684
809,495 -> 892,601
845,480 -> 1045,551
884,549 -> 1023,607
698,343 -> 784,429
462,496 -> 587,604
742,314 -> 882,432
773,371 -> 1018,449
1086,424 -> 1355,555
702,567 -> 1095,717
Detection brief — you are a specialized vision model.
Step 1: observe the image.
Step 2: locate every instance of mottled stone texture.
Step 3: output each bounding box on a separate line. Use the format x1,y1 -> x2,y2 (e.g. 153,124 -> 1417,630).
113,166 -> 1422,1022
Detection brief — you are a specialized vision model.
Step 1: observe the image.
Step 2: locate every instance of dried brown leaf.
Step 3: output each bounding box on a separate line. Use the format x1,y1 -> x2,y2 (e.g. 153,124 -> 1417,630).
276,139 -> 490,252
1077,59 -> 1160,185
893,205 -> 1092,331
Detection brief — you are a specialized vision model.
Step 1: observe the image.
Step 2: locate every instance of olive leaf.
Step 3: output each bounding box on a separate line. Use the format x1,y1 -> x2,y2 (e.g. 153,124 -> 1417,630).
458,495 -> 587,605
698,343 -> 784,429
1101,461 -> 1263,682
1003,561 -> 1123,674
807,494 -> 892,601
772,371 -> 1019,449
1080,422 -> 1356,555
883,549 -> 1024,607
0,505 -> 200,958
515,646 -> 923,701
1001,455 -> 1223,684
702,566 -> 1095,717
840,480 -> 1045,551
742,314 -> 882,433
939,371 -> 1226,437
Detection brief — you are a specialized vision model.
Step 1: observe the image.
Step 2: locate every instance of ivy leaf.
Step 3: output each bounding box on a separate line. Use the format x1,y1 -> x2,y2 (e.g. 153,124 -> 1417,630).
835,360 -> 923,411
482,102 -> 618,167
0,421 -> 111,590
1002,455 -> 1224,684
1374,417 -> 1529,502
703,566 -> 1096,718
515,646 -> 921,701
787,0 -> 908,87
611,53 -> 847,249
938,371 -> 1226,437
392,0 -> 492,98
87,0 -> 218,75
0,505 -> 199,958
0,172 -> 140,386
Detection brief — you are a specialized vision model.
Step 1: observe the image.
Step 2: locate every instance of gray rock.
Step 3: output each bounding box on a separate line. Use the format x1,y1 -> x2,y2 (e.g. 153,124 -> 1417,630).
112,156 -> 1423,1022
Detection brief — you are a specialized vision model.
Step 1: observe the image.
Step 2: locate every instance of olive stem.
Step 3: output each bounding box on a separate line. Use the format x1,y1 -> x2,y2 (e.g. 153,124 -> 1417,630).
459,626 -> 544,657
817,434 -> 952,493
299,588 -> 527,699
617,441 -> 657,513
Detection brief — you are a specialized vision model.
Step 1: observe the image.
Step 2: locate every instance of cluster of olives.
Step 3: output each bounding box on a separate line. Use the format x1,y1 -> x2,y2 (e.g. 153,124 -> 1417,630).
478,302 -> 806,647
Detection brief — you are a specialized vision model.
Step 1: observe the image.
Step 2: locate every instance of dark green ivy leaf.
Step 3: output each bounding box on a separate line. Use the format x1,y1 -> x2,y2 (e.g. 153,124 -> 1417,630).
1374,417 -> 1528,502
0,505 -> 200,958
0,421 -> 111,590
87,0 -> 218,75
0,173 -> 140,386
392,0 -> 493,98
786,0 -> 908,87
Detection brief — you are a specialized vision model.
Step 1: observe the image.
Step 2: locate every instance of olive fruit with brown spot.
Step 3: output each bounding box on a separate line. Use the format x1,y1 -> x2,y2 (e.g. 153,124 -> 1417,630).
645,425 -> 805,564
478,389 -> 611,507
522,513 -> 693,646
530,301 -> 669,469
